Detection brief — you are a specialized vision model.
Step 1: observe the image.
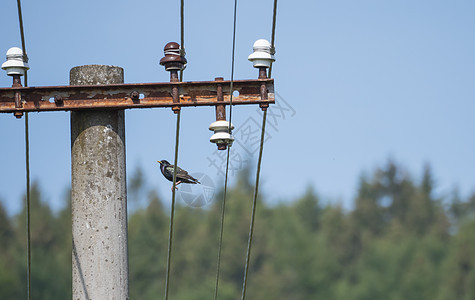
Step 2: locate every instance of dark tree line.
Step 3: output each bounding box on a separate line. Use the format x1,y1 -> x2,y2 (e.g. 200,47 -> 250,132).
0,161 -> 475,299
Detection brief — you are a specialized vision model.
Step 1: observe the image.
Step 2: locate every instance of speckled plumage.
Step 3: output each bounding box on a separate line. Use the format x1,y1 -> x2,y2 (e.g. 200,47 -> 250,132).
157,160 -> 200,189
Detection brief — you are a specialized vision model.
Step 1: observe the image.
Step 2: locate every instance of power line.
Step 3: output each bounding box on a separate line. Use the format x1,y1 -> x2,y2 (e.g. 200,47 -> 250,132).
16,0 -> 27,86
240,111 -> 267,300
241,1 -> 278,299
227,0 -> 238,127
164,1 -> 186,299
268,0 -> 278,78
164,111 -> 181,300
16,0 -> 31,299
214,0 -> 238,299
179,0 -> 184,82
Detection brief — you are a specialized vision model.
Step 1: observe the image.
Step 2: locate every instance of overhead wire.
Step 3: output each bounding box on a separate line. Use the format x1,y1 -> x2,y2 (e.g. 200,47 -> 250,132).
213,0 -> 238,299
240,1 -> 278,299
268,0 -> 278,78
16,0 -> 31,299
179,0 -> 184,82
164,1 -> 185,299
164,112 -> 181,300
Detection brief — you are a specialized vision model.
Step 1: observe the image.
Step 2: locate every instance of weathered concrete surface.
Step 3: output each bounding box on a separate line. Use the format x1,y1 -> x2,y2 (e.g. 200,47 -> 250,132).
71,65 -> 129,300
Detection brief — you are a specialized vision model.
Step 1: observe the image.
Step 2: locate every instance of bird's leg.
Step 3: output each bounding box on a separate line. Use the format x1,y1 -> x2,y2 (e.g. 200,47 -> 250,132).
171,180 -> 182,191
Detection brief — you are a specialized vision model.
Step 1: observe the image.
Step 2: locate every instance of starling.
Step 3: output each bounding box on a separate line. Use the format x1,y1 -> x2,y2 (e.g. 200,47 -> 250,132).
157,160 -> 200,191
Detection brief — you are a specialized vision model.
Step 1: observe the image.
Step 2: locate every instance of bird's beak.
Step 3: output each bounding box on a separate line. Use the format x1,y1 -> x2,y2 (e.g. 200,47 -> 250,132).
157,160 -> 161,164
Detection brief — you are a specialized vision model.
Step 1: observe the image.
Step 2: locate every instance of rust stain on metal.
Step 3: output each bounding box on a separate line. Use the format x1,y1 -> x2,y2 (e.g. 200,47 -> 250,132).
215,77 -> 225,121
0,79 -> 274,114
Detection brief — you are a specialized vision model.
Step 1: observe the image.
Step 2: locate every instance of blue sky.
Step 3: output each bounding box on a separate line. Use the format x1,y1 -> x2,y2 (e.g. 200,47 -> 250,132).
1,0 -> 475,214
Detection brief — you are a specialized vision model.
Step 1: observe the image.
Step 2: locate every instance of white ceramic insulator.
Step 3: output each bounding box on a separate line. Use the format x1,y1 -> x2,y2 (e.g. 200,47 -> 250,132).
248,39 -> 275,68
1,47 -> 29,76
209,120 -> 234,145
209,120 -> 235,131
210,132 -> 234,144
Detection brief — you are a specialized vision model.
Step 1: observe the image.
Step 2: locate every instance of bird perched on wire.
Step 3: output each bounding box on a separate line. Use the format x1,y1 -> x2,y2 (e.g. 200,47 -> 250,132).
157,160 -> 200,191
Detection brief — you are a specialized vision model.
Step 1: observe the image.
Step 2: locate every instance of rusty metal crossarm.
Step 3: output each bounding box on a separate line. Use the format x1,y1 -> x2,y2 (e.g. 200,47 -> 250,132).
0,78 -> 274,114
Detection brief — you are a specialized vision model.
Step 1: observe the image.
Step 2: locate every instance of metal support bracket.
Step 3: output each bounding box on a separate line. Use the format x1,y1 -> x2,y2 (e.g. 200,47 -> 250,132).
0,78 -> 274,117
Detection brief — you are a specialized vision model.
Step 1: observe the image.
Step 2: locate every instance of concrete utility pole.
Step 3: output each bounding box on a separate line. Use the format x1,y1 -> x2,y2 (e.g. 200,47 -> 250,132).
70,65 -> 129,299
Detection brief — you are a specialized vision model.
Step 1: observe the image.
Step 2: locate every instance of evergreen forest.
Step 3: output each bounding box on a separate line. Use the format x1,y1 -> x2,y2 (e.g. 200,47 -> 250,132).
1,161 -> 475,299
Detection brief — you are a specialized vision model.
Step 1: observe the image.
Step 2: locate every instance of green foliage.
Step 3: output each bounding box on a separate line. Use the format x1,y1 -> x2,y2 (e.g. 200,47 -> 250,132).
0,161 -> 474,299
